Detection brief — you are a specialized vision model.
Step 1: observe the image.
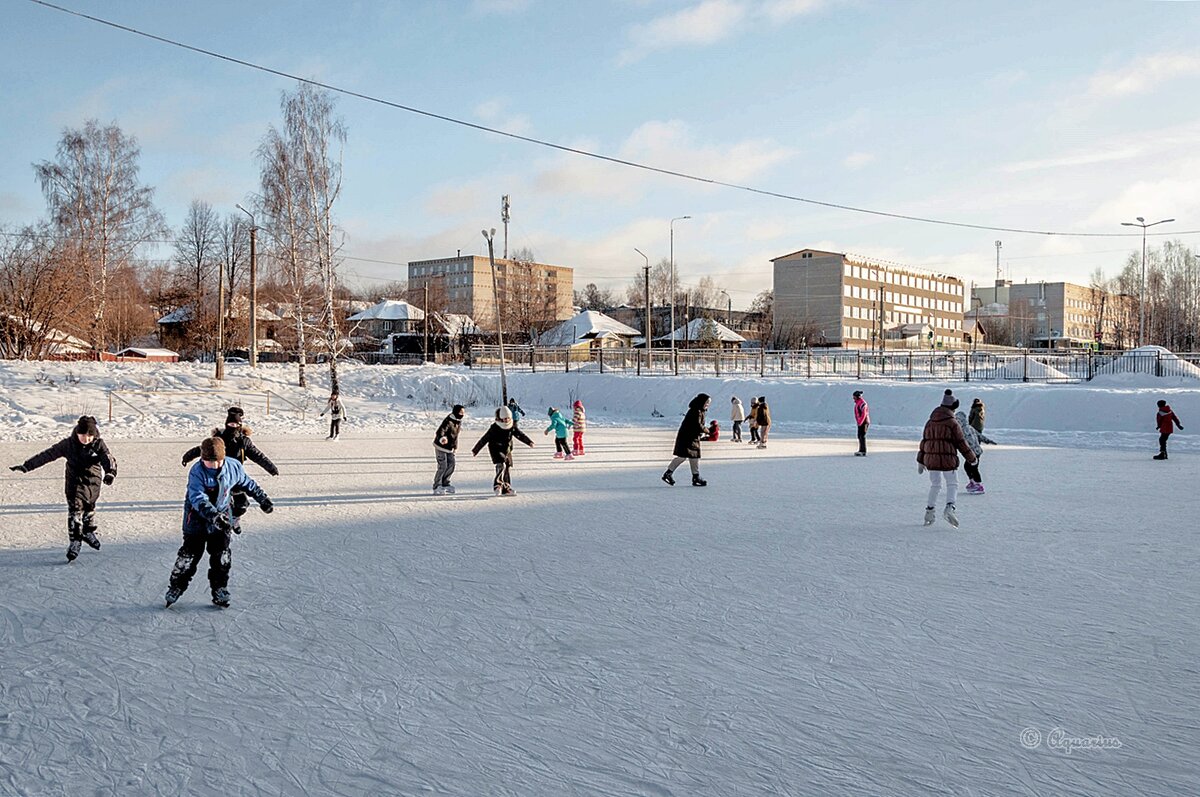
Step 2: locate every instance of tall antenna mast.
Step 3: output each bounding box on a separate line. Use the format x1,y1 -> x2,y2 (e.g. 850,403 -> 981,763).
994,240 -> 1002,284
501,195 -> 511,260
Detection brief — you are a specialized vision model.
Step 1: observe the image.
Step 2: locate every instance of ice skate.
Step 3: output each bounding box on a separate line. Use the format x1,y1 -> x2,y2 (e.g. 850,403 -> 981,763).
923,506 -> 936,526
943,503 -> 959,528
494,486 -> 503,496
211,588 -> 231,608
80,529 -> 101,550
1153,453 -> 1168,460
966,481 -> 984,495
564,452 -> 574,461
501,487 -> 516,496
553,452 -> 564,459
691,474 -> 707,487
433,485 -> 446,495
444,485 -> 456,495
66,539 -> 81,562
661,470 -> 675,486
854,451 -> 866,457
164,587 -> 182,608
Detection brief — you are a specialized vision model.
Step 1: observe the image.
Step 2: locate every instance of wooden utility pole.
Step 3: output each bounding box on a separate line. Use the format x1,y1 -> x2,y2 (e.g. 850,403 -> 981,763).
215,274 -> 226,380
237,205 -> 259,368
423,281 -> 430,362
644,263 -> 651,367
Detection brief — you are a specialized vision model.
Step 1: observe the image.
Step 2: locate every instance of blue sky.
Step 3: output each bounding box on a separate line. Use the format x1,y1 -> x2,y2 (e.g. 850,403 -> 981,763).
2,0 -> 1199,306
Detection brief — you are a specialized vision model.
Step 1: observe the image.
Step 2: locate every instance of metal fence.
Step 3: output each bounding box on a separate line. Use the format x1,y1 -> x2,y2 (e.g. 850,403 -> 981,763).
467,345 -> 1200,382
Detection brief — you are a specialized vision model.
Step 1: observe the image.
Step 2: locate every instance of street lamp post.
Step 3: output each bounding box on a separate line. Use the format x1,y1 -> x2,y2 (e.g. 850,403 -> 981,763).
669,215 -> 691,353
1121,216 -> 1174,347
720,290 -> 731,326
635,247 -> 650,367
482,228 -> 508,404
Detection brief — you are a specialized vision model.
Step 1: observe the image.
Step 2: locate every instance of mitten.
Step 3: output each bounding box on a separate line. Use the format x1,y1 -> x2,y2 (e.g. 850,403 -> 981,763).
917,463 -> 926,474
103,473 -> 115,486
213,514 -> 233,534
259,498 -> 274,514
181,456 -> 189,466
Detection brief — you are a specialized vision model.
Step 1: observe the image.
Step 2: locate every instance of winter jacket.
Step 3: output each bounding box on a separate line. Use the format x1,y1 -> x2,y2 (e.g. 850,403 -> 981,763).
917,406 -> 976,472
572,404 -> 586,433
968,401 -> 985,434
747,401 -> 759,429
21,436 -> 117,505
182,458 -> 268,536
545,410 -> 573,439
507,400 -> 525,425
703,421 -> 720,441
731,400 -> 745,423
673,393 -> 710,459
472,423 -> 534,465
182,425 -> 278,475
854,397 -> 870,426
954,410 -> 983,461
320,399 -> 347,420
434,413 -> 462,452
756,402 -> 771,427
1157,404 -> 1183,434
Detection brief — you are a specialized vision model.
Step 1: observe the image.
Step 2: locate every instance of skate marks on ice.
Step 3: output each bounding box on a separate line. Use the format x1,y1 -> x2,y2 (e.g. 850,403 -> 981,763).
0,430 -> 1198,795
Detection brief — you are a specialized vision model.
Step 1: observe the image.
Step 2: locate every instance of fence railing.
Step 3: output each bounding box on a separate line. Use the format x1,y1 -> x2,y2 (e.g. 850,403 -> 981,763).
467,345 -> 1200,382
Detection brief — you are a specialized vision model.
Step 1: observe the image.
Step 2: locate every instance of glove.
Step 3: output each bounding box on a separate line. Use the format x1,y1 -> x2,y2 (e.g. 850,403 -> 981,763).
181,456 -> 189,466
268,468 -> 279,477
259,498 -> 274,514
917,463 -> 926,474
103,473 -> 115,486
213,514 -> 233,534
9,465 -> 27,473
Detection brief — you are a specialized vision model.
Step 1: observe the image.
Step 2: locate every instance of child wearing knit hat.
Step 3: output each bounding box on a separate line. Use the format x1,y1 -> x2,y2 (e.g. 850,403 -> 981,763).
9,416 -> 117,562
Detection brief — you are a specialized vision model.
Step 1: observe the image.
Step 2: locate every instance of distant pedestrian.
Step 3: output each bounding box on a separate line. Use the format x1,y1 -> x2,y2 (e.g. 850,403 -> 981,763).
853,390 -> 870,456
472,405 -> 535,495
755,396 -> 771,449
433,404 -> 465,494
9,415 -> 117,562
747,398 -> 760,444
544,407 -> 574,460
730,396 -> 745,442
917,390 -> 977,528
572,400 -> 587,456
662,393 -> 710,487
320,392 -> 347,440
1154,399 -> 1184,460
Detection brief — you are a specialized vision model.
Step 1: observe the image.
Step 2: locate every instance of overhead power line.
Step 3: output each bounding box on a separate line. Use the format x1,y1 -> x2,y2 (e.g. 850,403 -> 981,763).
25,0 -> 1199,239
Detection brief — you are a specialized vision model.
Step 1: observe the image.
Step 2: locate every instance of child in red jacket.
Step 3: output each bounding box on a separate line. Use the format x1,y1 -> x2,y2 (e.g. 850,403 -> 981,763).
702,420 -> 720,441
1154,399 -> 1183,460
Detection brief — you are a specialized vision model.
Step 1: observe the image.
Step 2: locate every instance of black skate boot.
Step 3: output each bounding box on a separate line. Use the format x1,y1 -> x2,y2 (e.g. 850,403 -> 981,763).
164,587 -> 182,608
661,470 -> 675,486
66,539 -> 82,562
1153,452 -> 1168,460
691,474 -> 707,487
80,529 -> 101,550
212,588 -> 231,608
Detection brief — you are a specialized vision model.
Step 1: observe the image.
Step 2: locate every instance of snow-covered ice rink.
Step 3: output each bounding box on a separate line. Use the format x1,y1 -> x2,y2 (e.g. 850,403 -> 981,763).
1,426 -> 1198,796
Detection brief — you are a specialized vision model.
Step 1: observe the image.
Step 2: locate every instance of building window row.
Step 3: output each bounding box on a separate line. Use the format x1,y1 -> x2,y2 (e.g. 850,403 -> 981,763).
843,265 -> 964,296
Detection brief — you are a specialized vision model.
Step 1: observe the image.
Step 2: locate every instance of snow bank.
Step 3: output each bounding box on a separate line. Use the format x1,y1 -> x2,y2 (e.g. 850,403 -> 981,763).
1,360 -> 1197,447
1093,345 -> 1200,380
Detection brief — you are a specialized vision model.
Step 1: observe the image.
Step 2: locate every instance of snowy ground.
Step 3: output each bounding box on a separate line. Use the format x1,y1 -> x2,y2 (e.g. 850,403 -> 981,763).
1,426 -> 1197,796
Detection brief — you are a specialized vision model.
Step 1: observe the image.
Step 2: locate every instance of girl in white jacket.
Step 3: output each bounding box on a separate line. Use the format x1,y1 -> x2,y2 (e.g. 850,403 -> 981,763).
730,397 -> 745,442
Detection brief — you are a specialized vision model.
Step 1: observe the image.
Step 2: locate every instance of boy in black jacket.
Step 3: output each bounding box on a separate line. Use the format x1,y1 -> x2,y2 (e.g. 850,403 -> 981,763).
433,404 -> 465,495
472,405 -> 534,495
181,406 -> 278,532
10,415 -> 117,561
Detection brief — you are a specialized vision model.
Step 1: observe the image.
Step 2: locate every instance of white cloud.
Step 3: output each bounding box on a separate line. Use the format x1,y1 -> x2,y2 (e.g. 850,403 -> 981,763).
1088,52 -> 1200,98
1000,146 -> 1143,174
843,152 -> 875,170
619,0 -> 747,64
1081,158 -> 1200,230
758,0 -> 828,24
474,99 -> 532,136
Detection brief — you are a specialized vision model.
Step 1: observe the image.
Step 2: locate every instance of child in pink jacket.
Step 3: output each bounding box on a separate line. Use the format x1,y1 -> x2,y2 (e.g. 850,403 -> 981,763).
572,400 -> 587,456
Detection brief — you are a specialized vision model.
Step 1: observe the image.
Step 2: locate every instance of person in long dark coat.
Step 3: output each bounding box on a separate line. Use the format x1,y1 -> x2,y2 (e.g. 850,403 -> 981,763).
662,393 -> 710,487
10,415 -> 117,561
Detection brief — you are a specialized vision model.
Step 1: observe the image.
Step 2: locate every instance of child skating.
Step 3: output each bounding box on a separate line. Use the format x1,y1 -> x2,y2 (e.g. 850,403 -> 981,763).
181,406 -> 278,533
755,396 -> 771,449
433,404 -> 465,494
917,390 -> 977,528
955,408 -> 985,494
571,400 -> 587,455
703,420 -> 720,441
730,396 -> 745,442
10,415 -> 117,562
165,434 -> 273,608
1154,399 -> 1184,460
747,398 -> 760,444
506,397 -> 525,429
853,390 -> 870,456
545,407 -> 574,460
662,393 -> 710,487
472,405 -> 535,495
320,392 -> 347,440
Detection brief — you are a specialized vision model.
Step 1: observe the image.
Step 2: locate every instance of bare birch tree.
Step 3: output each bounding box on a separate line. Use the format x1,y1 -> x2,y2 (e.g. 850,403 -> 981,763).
0,224 -> 85,358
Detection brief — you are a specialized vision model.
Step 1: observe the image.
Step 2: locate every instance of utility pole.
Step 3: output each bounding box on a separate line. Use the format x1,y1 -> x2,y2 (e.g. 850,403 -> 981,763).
635,247 -> 650,368
483,228 -> 508,404
215,272 -> 226,380
501,195 -> 510,260
237,204 -> 258,368
423,281 -> 430,362
669,215 -> 691,353
994,240 -> 1002,285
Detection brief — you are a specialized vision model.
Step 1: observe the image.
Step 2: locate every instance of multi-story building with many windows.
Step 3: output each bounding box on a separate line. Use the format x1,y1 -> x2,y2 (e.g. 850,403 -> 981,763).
772,249 -> 967,349
408,254 -> 573,332
971,280 -> 1134,349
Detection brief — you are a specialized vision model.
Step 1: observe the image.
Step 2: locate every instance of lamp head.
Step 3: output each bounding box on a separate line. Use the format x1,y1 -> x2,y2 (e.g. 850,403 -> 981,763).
1137,216 -> 1145,223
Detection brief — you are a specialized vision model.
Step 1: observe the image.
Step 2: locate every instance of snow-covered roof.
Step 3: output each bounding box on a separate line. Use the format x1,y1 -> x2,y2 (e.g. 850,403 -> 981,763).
2,314 -> 91,352
653,317 -> 746,343
346,299 -> 426,322
539,310 -> 641,346
115,347 -> 179,358
431,312 -> 482,336
157,306 -> 193,324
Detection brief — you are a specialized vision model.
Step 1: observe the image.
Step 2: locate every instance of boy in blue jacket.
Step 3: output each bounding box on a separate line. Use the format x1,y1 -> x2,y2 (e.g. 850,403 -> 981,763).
165,434 -> 273,608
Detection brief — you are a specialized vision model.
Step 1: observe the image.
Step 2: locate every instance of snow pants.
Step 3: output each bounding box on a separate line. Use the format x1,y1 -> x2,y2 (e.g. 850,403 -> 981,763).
65,486 -> 98,542
857,422 -> 869,454
434,449 -> 456,488
1159,432 -> 1171,456
572,431 -> 585,455
667,456 -> 700,476
169,528 -> 232,595
926,469 -> 959,507
328,419 -> 341,439
732,420 -> 742,441
554,437 -> 571,456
